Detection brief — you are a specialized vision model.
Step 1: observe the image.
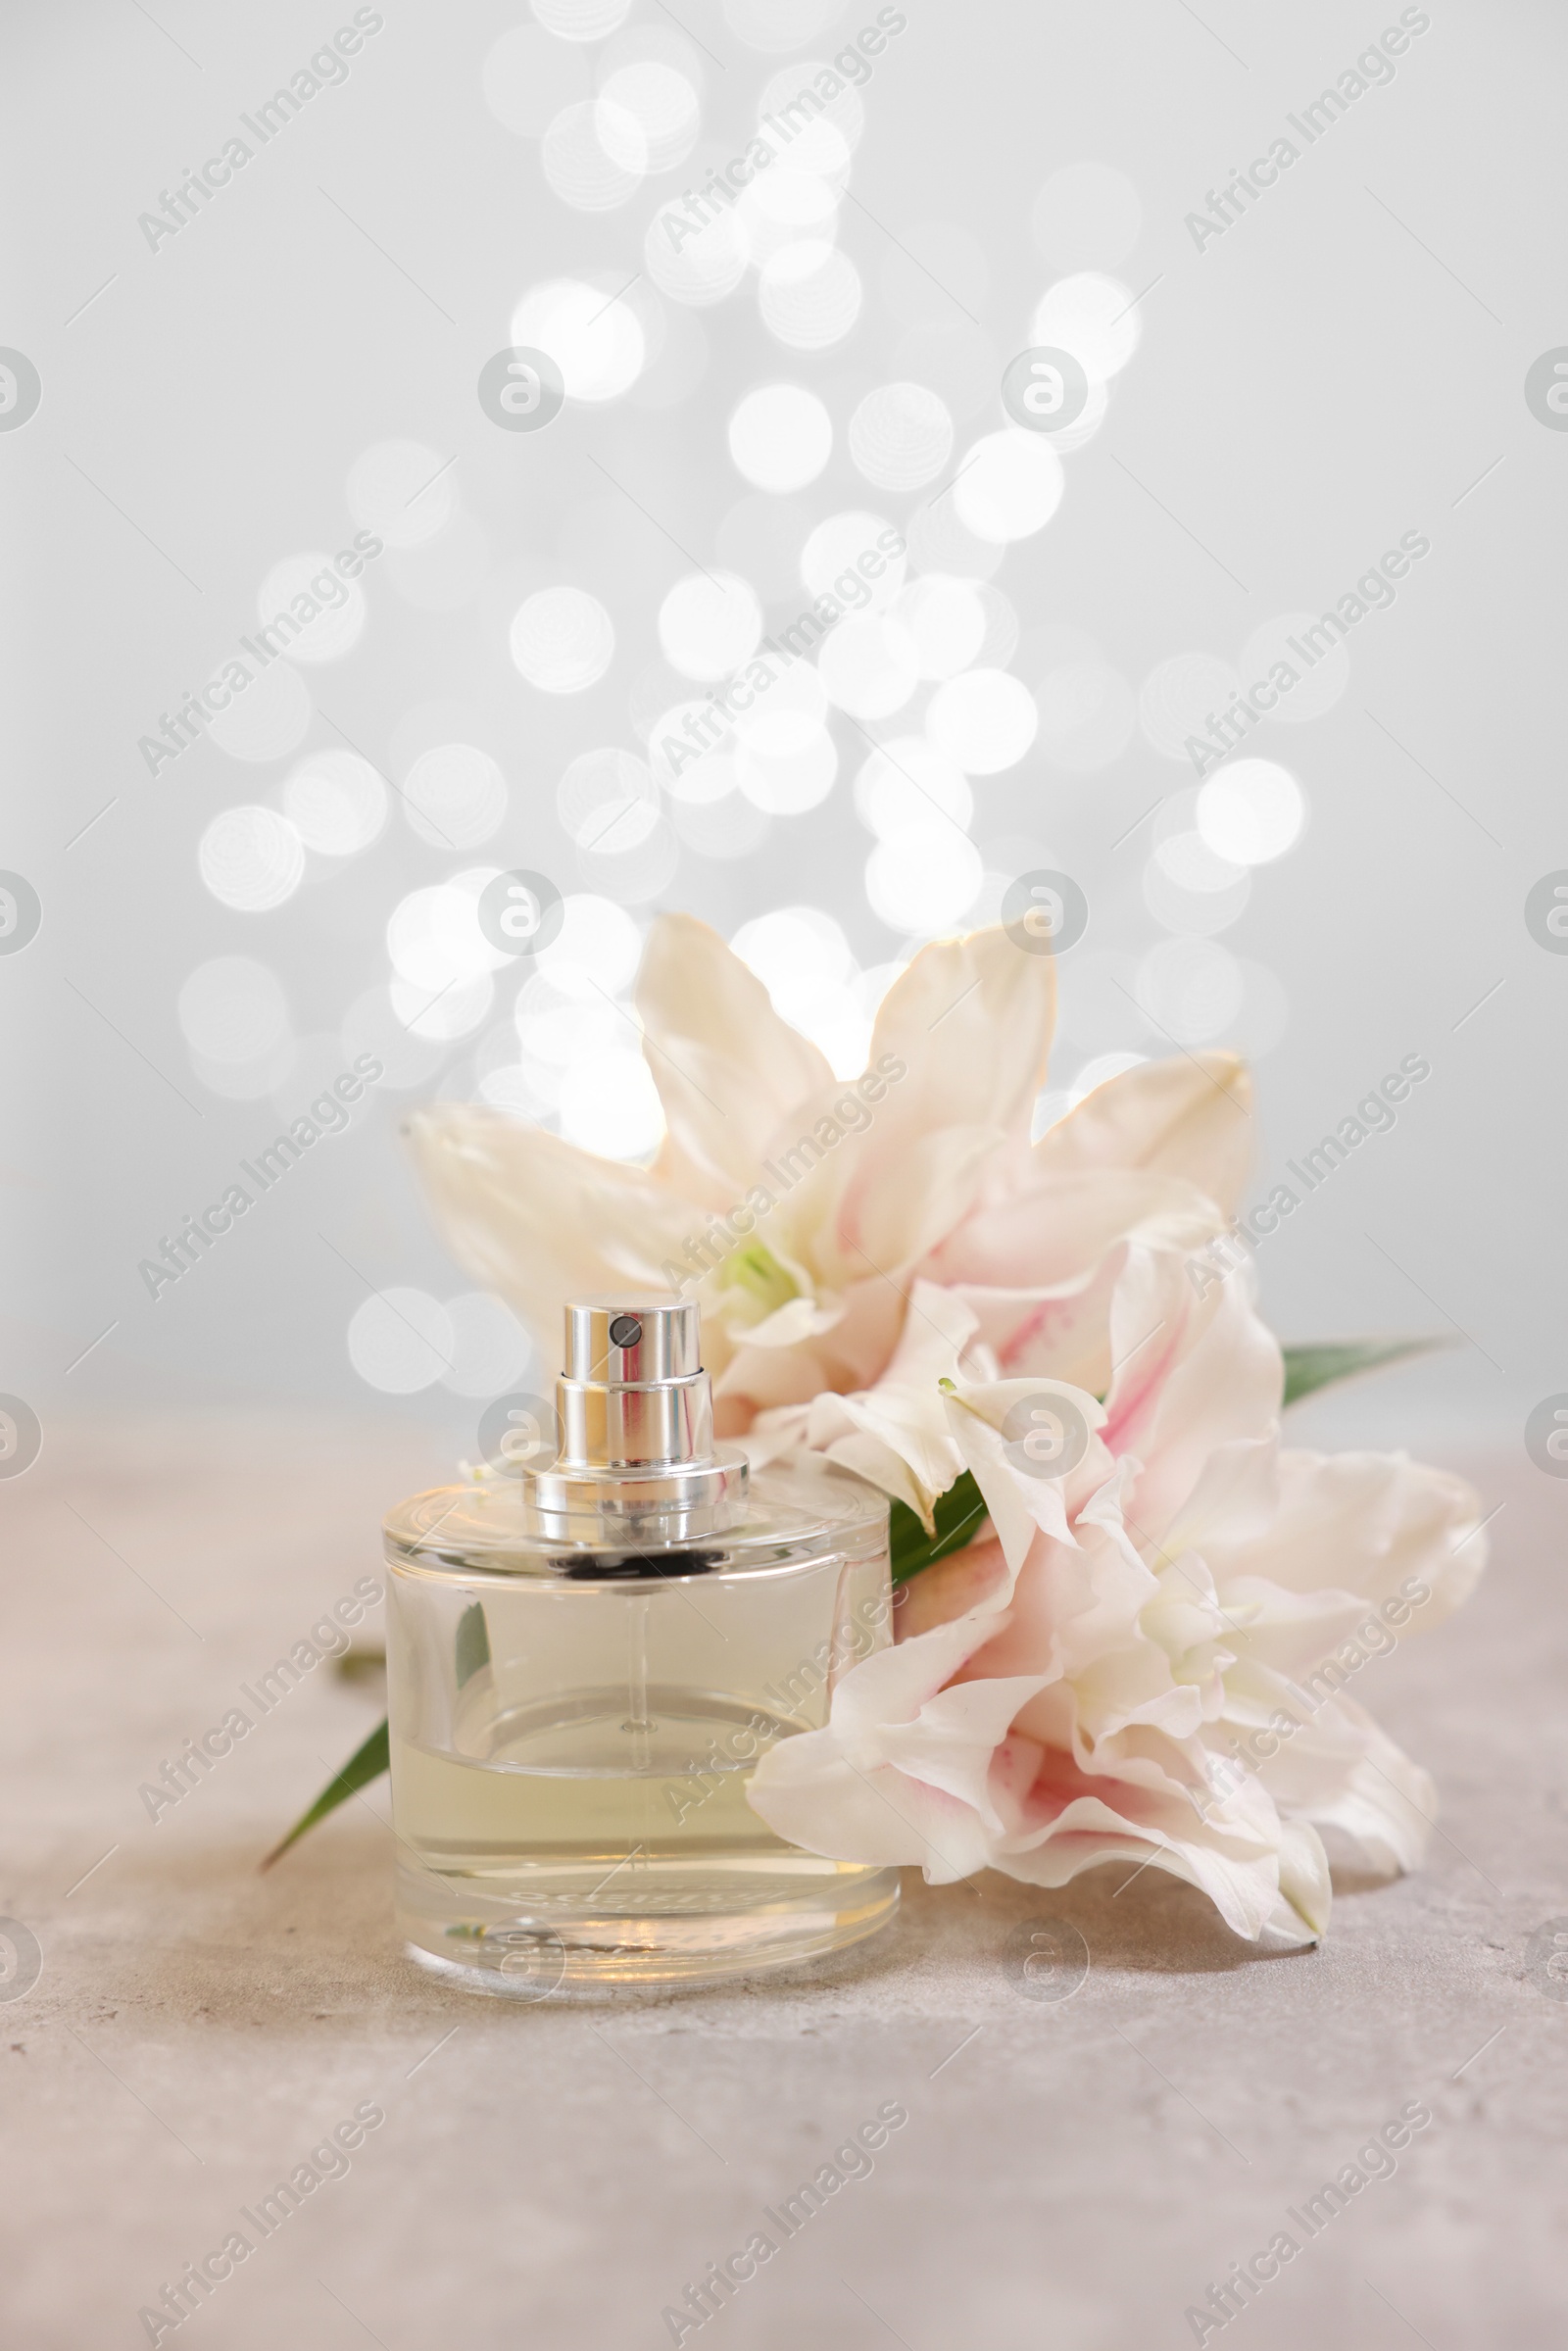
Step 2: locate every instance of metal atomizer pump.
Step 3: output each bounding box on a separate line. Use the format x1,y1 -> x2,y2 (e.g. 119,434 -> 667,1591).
525,1295 -> 750,1551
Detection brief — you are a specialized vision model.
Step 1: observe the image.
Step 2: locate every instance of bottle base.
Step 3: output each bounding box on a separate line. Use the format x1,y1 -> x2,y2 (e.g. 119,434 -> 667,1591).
396,1856 -> 901,1994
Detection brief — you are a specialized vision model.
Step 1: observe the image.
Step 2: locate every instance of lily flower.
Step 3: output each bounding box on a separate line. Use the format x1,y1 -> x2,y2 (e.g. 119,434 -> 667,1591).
409,914 -> 1246,1459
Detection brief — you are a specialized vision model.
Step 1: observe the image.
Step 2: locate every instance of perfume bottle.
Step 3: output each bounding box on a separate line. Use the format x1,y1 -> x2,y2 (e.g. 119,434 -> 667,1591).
385,1294 -> 900,1991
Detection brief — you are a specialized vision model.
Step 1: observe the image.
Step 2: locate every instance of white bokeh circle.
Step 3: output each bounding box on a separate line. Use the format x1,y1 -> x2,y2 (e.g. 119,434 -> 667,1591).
645,204 -> 749,306
536,892 -> 644,995
738,166 -> 838,263
511,278 -> 645,400
531,0 -> 632,38
1196,759 -> 1305,864
817,614 -> 918,720
599,62 -> 700,172
283,750 -> 387,857
439,1291 -> 534,1398
558,1047 -> 664,1159
757,59 -> 862,164
348,1288 -> 453,1394
728,383 -> 832,491
402,744 -> 509,848
198,807 -> 306,911
732,658 -> 826,758
1136,936 -> 1244,1044
659,571 -> 762,680
557,747 -> 661,852
540,98 -> 647,210
738,731 -> 837,813
1029,272 -> 1141,380
865,836 -> 984,935
855,738 -> 972,840
801,511 -> 904,611
759,240 -> 861,349
953,429 -> 1065,543
892,574 -> 987,680
848,382 -> 954,492
927,669 -> 1038,773
511,587 -> 616,692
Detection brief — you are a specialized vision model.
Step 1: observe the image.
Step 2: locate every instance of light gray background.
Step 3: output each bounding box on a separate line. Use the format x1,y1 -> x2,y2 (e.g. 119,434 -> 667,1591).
4,0 -> 1562,1452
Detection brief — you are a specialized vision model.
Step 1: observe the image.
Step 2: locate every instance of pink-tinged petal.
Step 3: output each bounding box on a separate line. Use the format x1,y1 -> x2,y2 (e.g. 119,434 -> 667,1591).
405,1105 -> 700,1348
635,912 -> 834,1208
947,1262 -> 1126,1401
921,1169 -> 1229,1402
1201,1446 -> 1489,1627
1101,1247 -> 1282,1543
713,1292 -> 846,1349
942,1377 -> 1109,1570
870,922 -> 1057,1149
783,1118 -> 1004,1291
925,1168 -> 1224,1294
745,1745 -> 987,1873
754,1495 -> 1328,1941
817,1428 -> 932,1524
1253,1692 -> 1435,1880
747,1634 -> 1052,1880
736,1403 -> 811,1468
895,1537 -> 1009,1641
1210,1579 -> 1399,1679
1298,1710 -> 1437,1879
964,1536 -> 1156,1697
1162,1433 -> 1281,1559
874,1673 -> 1058,1826
811,1281 -> 979,1522
1034,1051 -> 1253,1217
991,1767 -> 1325,1946
831,1588 -> 1024,1734
714,1276 -> 905,1415
771,925 -> 1055,1287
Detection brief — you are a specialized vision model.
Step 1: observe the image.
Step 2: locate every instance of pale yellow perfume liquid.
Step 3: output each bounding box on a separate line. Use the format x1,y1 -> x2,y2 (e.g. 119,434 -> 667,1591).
392,1690 -> 898,1987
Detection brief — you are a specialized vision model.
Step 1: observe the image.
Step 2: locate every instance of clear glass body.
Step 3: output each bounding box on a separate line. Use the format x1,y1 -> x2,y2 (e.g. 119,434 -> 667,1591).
384,1455 -> 899,1991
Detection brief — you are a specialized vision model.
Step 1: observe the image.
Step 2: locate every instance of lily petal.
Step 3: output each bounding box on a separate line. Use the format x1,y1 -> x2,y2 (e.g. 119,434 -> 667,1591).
781,925 -> 1056,1287
1101,1246 -> 1283,1544
636,912 -> 834,1209
871,923 -> 1058,1145
1035,1051 -> 1252,1217
405,1106 -> 700,1347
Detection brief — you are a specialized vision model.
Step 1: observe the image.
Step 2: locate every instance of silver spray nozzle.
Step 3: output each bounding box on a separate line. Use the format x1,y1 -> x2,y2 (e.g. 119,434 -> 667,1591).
527,1293 -> 749,1538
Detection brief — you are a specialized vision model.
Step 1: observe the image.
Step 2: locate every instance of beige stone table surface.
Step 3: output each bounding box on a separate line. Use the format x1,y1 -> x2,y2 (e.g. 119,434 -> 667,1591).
2,1413 -> 1563,2350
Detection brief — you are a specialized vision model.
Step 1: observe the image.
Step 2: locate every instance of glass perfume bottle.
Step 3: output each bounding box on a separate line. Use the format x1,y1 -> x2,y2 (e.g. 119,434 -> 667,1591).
385,1294 -> 899,1992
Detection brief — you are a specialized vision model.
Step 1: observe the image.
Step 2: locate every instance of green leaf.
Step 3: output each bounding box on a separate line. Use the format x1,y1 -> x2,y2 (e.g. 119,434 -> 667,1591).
889,1469 -> 989,1586
261,1718 -> 388,1870
1282,1337 -> 1442,1408
455,1600 -> 490,1690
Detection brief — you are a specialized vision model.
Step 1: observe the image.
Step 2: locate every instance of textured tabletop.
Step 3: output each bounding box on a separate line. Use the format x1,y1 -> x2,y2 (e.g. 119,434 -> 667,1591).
2,1414 -> 1561,2350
